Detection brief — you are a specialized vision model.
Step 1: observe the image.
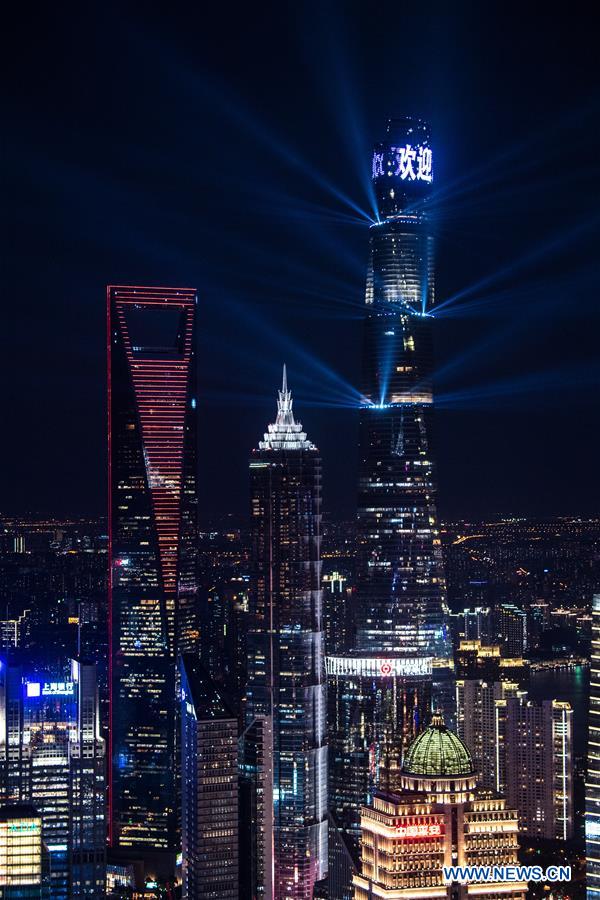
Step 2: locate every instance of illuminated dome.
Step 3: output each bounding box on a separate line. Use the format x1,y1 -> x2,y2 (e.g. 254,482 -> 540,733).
402,713 -> 473,777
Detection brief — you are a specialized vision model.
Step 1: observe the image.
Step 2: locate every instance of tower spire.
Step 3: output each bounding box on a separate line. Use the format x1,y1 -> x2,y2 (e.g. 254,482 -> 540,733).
276,364 -> 295,427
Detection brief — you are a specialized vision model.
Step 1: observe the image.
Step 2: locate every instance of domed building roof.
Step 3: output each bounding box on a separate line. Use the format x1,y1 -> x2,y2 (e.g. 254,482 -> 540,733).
402,713 -> 474,777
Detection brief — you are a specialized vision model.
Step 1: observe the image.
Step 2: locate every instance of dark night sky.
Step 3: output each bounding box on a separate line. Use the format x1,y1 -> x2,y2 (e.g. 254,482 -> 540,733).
3,3 -> 599,523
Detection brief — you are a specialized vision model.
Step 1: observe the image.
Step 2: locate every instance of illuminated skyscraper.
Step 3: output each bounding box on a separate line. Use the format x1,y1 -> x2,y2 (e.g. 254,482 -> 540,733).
358,117 -> 450,672
327,119 -> 450,886
107,286 -> 199,868
0,660 -> 105,897
587,593 -> 600,898
245,369 -> 327,900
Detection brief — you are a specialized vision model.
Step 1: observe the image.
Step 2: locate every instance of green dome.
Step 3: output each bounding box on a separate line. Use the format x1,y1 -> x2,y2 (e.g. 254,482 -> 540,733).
402,714 -> 474,777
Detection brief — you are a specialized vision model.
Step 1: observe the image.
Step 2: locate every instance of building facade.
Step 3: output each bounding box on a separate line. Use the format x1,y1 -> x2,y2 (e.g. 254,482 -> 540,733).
457,681 -> 574,840
180,656 -> 239,900
0,805 -> 49,898
352,715 -> 527,900
586,594 -> 600,897
327,118 -> 451,889
107,285 -> 199,865
0,660 -> 105,897
239,714 -> 274,900
245,370 -> 327,900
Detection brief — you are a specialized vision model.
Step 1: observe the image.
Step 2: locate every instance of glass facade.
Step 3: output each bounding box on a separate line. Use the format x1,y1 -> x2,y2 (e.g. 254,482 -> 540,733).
357,118 -> 450,666
108,286 -> 198,861
180,656 -> 239,900
0,661 -> 105,897
326,120 -> 451,895
245,371 -> 327,900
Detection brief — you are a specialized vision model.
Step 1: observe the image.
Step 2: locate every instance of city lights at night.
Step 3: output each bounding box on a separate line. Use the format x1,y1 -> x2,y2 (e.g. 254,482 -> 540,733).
1,3 -> 599,899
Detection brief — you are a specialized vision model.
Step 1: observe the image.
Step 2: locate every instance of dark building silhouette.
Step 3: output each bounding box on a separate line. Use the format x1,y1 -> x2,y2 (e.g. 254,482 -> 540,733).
107,285 -> 199,871
180,656 -> 239,900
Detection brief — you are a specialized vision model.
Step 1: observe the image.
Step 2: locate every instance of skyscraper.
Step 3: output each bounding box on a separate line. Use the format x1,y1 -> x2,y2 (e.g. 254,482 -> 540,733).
587,593 -> 600,898
0,659 -> 106,897
457,681 -> 574,841
180,655 -> 239,900
357,118 -> 449,666
327,118 -> 450,883
352,714 -> 527,900
107,285 -> 199,868
500,697 -> 573,841
245,369 -> 327,900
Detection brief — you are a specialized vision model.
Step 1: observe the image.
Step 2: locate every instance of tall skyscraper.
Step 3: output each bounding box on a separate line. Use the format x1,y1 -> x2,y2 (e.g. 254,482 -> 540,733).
180,656 -> 239,900
245,369 -> 327,900
587,593 -> 600,898
107,285 -> 199,868
327,118 -> 450,883
357,118 -> 449,666
0,659 -> 106,897
352,714 -> 526,900
239,715 -> 274,900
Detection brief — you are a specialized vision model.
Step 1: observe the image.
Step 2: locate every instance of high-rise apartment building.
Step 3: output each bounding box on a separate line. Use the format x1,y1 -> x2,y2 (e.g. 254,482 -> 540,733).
457,681 -> 573,840
107,285 -> 199,867
245,370 -> 327,900
0,659 -> 105,897
586,593 -> 600,897
180,656 -> 239,900
352,714 -> 527,900
456,678 -> 521,791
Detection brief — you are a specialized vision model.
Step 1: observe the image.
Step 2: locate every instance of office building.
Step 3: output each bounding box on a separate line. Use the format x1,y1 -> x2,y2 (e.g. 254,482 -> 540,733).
352,714 -> 527,900
245,369 -> 327,899
0,805 -> 48,898
327,118 -> 450,887
108,285 -> 199,867
180,656 -> 239,900
0,660 -> 105,897
496,604 -> 528,657
586,593 -> 600,897
239,715 -> 274,900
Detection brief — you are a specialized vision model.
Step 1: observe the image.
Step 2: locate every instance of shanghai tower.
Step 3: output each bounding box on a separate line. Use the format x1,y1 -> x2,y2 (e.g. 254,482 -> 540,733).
245,368 -> 327,900
357,120 -> 450,663
327,118 -> 452,870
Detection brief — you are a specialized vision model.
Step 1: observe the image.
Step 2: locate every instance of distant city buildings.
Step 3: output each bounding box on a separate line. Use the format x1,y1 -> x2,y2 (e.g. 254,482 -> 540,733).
107,285 -> 199,871
352,714 -> 527,900
180,655 -> 239,900
245,370 -> 327,899
0,659 -> 106,897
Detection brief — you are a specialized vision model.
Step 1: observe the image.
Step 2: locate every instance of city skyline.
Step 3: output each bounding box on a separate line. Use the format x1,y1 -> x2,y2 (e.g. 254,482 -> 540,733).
3,5 -> 600,522
1,5 -> 598,899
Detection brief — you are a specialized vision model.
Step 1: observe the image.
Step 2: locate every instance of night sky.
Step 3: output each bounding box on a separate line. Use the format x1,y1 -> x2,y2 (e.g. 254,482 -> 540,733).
3,3 -> 599,522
